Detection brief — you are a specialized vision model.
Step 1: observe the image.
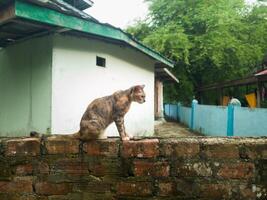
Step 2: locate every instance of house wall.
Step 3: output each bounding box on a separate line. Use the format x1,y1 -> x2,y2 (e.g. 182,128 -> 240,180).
0,36 -> 52,136
52,34 -> 155,137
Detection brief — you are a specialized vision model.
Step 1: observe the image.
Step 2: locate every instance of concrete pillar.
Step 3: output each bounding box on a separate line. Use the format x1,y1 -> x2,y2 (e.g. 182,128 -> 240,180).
155,79 -> 164,119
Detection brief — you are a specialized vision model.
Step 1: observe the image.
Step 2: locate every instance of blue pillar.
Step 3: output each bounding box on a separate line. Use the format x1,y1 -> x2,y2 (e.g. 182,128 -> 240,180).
227,105 -> 234,136
190,100 -> 198,130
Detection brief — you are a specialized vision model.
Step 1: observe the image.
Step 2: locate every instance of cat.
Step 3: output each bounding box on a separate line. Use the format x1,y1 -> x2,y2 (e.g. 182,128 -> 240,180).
78,85 -> 146,141
31,85 -> 146,141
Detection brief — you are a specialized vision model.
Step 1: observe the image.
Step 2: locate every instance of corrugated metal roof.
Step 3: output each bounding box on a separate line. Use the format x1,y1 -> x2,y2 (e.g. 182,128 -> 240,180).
25,0 -> 97,21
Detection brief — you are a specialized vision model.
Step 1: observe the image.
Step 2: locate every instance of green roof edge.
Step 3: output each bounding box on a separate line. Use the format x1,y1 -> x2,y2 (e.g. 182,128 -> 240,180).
15,0 -> 174,68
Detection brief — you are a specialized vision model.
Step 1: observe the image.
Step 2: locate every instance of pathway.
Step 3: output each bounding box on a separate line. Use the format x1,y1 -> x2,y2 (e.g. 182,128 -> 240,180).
154,121 -> 199,137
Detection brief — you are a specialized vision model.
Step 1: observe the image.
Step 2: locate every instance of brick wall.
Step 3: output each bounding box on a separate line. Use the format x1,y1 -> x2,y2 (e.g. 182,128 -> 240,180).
0,136 -> 266,200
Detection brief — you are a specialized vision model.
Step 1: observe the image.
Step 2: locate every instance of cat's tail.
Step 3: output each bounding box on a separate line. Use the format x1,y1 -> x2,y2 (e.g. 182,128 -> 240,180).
30,131 -> 80,140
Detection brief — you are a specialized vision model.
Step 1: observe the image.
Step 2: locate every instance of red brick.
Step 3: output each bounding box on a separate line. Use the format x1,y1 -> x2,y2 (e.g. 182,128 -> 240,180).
175,162 -> 212,177
88,162 -> 106,176
262,149 -> 267,159
160,142 -> 173,156
36,161 -> 49,175
241,143 -> 267,160
116,181 -> 153,196
35,182 -> 72,195
160,139 -> 200,158
46,195 -> 66,200
0,179 -> 33,193
121,139 -> 159,158
217,162 -> 255,179
158,181 -> 175,196
45,159 -> 119,179
239,184 -> 256,199
198,183 -> 231,199
0,194 -> 41,200
46,136 -> 79,154
73,181 -> 111,193
174,143 -> 199,158
83,139 -> 119,157
0,161 -> 11,179
5,138 -> 40,156
51,159 -> 88,175
203,143 -> 239,159
88,158 -> 122,176
15,163 -> 33,175
176,179 -> 195,196
133,160 -> 169,177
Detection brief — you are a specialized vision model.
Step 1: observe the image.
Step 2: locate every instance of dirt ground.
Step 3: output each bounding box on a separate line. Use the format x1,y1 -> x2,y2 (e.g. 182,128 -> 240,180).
154,121 -> 199,137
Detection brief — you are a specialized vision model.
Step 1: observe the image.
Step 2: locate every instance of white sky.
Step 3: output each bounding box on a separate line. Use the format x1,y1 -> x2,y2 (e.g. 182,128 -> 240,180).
85,0 -> 149,29
85,0 -> 258,29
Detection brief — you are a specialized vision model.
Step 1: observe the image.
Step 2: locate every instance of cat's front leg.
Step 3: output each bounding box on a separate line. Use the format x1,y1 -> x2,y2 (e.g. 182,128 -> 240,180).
114,117 -> 130,141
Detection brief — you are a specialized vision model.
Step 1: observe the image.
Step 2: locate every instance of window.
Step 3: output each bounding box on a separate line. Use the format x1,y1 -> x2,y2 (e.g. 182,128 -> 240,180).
96,56 -> 106,67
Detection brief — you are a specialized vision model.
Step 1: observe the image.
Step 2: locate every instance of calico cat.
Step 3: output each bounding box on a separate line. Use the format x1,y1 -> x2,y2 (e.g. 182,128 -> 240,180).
31,85 -> 146,141
78,85 -> 146,141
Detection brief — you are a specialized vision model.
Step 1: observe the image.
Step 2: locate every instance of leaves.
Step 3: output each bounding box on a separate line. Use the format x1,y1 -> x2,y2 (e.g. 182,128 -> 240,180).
126,0 -> 267,104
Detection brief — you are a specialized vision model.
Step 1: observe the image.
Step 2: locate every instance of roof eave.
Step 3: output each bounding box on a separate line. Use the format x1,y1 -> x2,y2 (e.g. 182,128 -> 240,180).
255,69 -> 267,76
14,0 -> 174,68
155,67 -> 179,84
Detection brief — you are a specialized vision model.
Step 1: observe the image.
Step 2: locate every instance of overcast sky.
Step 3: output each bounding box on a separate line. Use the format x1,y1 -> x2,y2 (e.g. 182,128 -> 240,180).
85,0 -> 148,29
85,0 -> 257,29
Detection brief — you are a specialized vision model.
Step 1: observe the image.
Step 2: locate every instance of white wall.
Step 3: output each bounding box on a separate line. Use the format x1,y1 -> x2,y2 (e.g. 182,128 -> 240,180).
51,34 -> 155,137
0,36 -> 52,137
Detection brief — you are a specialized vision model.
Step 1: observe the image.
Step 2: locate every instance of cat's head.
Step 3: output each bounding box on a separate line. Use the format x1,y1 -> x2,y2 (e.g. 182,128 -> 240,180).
131,85 -> 146,104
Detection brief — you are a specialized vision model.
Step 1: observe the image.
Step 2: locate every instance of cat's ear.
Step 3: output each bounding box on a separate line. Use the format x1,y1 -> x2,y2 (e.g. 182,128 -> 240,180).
131,85 -> 145,94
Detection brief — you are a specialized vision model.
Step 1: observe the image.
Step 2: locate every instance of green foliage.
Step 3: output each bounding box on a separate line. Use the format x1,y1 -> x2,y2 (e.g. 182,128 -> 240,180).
126,0 -> 267,104
143,23 -> 191,63
127,20 -> 152,41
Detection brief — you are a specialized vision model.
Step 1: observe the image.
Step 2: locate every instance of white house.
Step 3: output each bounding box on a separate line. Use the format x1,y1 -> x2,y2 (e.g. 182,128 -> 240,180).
0,0 -> 178,137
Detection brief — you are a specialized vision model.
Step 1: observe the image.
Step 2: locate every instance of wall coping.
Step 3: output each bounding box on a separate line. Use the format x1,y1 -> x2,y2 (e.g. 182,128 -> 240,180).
1,136 -> 266,158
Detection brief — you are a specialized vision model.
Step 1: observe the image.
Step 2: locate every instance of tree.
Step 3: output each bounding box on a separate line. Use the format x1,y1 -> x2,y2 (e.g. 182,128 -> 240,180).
126,0 -> 267,104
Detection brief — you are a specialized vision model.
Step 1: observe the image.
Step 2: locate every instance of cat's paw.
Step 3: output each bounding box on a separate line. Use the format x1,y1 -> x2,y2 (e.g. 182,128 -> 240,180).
122,136 -> 130,141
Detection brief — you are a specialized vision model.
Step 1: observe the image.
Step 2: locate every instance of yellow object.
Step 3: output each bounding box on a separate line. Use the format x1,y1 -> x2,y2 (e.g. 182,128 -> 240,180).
245,93 -> 257,108
222,96 -> 230,106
